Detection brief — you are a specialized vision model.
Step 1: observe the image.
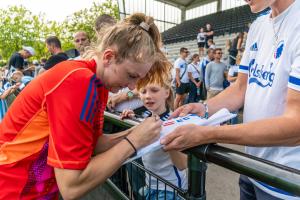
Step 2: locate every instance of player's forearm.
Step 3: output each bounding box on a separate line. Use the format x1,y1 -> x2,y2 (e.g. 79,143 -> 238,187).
56,139 -> 134,200
95,127 -> 134,153
210,116 -> 300,146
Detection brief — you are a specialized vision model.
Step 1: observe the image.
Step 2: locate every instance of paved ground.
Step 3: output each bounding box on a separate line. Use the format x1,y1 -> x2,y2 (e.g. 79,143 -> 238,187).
206,144 -> 244,200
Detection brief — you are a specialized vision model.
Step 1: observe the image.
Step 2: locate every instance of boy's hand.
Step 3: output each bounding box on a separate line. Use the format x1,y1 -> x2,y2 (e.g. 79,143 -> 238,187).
120,109 -> 135,120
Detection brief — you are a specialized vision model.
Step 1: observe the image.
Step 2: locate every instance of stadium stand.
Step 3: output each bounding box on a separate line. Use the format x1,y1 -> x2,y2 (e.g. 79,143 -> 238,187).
162,5 -> 258,45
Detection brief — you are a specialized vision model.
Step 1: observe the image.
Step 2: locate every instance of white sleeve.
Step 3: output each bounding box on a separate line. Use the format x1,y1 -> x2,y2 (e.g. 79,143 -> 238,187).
288,28 -> 300,91
187,64 -> 193,73
174,59 -> 180,69
239,26 -> 254,74
228,67 -> 234,77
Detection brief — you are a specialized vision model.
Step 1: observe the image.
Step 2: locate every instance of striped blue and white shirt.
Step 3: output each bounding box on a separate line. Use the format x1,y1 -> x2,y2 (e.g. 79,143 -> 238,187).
141,109 -> 188,191
0,88 -> 8,122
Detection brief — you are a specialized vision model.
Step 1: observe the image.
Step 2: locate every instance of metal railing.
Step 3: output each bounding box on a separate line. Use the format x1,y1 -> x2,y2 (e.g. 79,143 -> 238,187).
104,111 -> 300,199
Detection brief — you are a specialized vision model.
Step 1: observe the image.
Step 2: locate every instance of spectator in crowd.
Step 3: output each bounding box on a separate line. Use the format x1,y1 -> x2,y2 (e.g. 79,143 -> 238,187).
73,31 -> 90,58
2,71 -> 33,106
95,14 -> 117,37
120,57 -> 187,199
187,54 -> 202,103
0,83 -> 20,121
0,13 -> 163,200
197,27 -> 206,57
205,48 -> 227,99
228,32 -> 244,66
174,47 -> 190,109
204,23 -> 214,49
199,48 -> 214,100
40,58 -> 47,66
207,39 -> 216,49
224,39 -> 232,62
227,53 -> 242,84
161,0 -> 300,199
7,46 -> 35,76
38,36 -> 69,75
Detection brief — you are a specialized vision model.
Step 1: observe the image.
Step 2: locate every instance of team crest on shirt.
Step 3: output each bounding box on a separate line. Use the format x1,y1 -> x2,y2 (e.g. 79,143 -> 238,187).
248,59 -> 275,88
274,40 -> 284,59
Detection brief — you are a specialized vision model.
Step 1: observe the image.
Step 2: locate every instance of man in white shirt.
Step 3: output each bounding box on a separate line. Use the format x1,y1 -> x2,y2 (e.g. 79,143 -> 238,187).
162,0 -> 300,199
174,47 -> 190,109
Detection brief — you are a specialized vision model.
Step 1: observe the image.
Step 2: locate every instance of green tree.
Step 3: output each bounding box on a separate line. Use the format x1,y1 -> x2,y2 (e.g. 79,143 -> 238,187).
0,0 -> 119,61
61,0 -> 119,50
0,6 -> 50,60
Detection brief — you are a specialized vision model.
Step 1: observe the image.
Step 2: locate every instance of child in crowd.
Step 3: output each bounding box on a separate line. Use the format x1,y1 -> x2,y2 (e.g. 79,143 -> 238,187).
197,27 -> 206,57
207,39 -> 216,49
0,83 -> 20,121
121,57 -> 187,200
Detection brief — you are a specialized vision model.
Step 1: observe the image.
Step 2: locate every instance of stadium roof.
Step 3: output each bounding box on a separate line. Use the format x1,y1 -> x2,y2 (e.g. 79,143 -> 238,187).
156,0 -> 216,9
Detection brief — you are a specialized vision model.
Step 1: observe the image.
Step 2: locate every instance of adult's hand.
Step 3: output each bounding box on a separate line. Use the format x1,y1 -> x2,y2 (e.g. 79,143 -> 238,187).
160,124 -> 214,151
169,103 -> 205,118
127,116 -> 162,149
107,92 -> 126,111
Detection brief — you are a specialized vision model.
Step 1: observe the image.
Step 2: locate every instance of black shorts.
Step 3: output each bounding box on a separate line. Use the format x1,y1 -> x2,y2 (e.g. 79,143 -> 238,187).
176,82 -> 190,95
197,42 -> 205,48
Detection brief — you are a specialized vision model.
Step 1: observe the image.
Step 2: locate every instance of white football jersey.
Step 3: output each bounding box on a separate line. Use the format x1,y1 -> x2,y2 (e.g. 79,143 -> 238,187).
239,1 -> 300,199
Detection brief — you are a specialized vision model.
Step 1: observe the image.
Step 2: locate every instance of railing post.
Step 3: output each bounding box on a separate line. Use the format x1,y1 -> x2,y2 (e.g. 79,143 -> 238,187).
186,153 -> 207,200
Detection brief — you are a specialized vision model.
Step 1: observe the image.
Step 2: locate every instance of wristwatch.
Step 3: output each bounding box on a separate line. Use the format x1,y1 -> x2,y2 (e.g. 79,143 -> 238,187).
127,90 -> 134,100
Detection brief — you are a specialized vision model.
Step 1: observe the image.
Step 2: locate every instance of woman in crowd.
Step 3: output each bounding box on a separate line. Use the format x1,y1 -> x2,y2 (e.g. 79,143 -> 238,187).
187,53 -> 202,103
0,13 -> 164,200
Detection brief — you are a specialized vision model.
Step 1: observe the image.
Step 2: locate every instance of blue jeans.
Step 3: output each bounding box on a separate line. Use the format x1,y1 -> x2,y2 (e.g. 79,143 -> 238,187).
239,175 -> 283,200
140,187 -> 183,200
188,79 -> 200,103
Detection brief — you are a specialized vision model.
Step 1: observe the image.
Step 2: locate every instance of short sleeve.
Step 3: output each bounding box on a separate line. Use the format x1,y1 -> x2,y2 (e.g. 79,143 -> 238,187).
239,28 -> 254,74
44,54 -> 68,70
187,64 -> 193,73
288,31 -> 300,91
46,69 -> 100,169
174,59 -> 181,69
228,67 -> 235,77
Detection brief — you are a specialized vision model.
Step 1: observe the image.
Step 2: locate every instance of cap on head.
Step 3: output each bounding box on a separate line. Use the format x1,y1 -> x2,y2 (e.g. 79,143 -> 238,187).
22,46 -> 35,56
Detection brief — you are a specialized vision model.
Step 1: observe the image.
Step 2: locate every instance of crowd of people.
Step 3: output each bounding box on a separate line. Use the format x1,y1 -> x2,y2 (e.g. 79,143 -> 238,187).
0,0 -> 300,199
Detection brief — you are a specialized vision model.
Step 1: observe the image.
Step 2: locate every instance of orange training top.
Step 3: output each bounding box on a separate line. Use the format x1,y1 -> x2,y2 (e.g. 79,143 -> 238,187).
0,59 -> 108,199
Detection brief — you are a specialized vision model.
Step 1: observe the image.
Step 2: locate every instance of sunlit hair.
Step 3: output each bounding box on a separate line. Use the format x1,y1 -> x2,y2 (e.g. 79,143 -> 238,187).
136,53 -> 174,110
83,13 -> 162,64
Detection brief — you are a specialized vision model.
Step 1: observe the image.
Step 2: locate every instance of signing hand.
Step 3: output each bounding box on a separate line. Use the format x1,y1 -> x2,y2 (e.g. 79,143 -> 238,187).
127,115 -> 162,150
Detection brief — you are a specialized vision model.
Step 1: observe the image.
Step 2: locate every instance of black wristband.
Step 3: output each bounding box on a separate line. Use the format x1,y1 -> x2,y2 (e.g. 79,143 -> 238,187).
124,137 -> 137,156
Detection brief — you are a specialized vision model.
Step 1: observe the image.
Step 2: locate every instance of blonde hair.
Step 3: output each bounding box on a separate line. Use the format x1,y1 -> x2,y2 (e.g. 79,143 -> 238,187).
136,53 -> 174,110
83,13 -> 161,64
